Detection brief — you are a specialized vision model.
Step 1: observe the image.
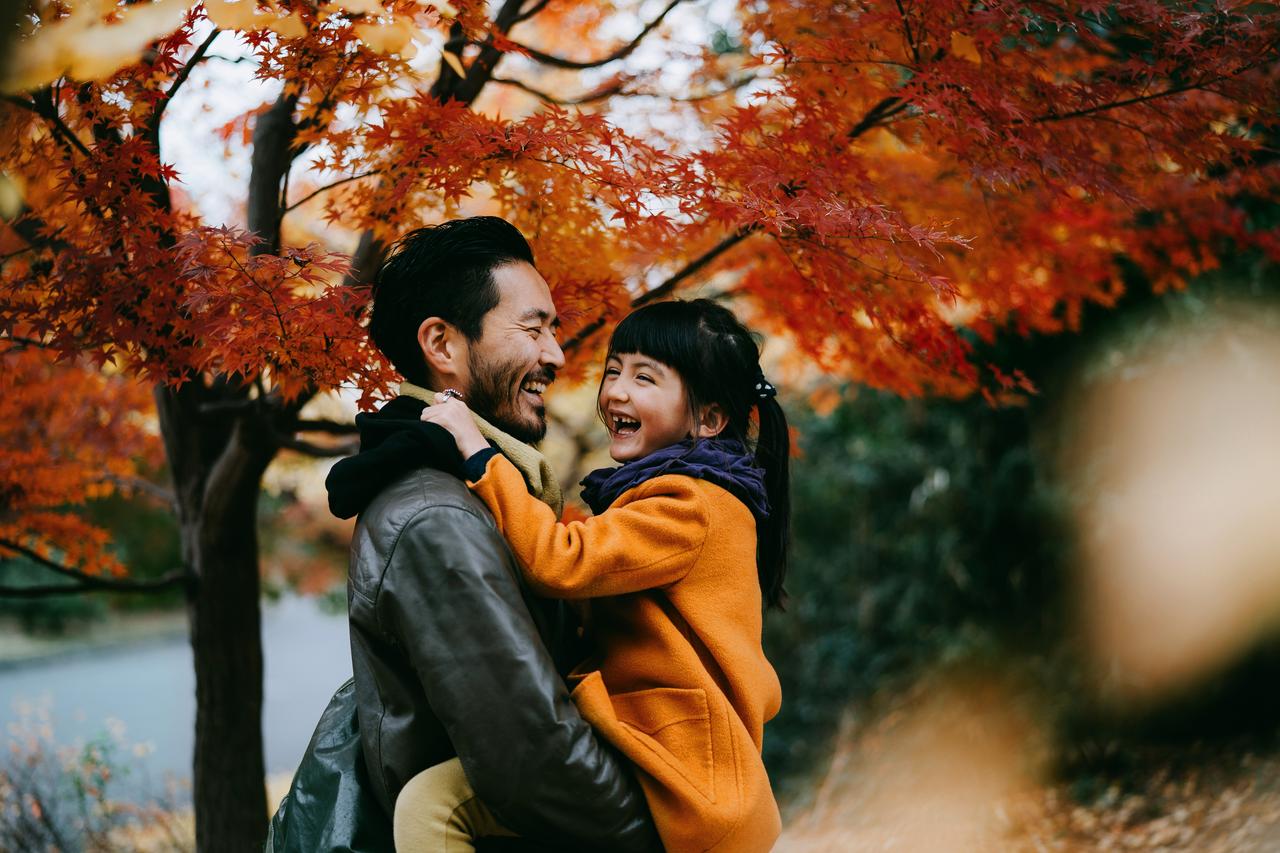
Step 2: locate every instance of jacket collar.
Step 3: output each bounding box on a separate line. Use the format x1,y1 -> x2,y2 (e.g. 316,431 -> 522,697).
325,385 -> 566,520
399,382 -> 563,516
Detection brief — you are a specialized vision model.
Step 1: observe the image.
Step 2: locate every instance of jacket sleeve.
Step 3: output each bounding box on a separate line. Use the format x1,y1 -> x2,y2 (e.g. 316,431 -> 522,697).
469,454 -> 709,599
377,503 -> 660,853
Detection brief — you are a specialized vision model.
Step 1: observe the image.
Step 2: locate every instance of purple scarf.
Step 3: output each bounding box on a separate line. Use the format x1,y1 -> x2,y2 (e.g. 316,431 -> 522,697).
579,438 -> 770,521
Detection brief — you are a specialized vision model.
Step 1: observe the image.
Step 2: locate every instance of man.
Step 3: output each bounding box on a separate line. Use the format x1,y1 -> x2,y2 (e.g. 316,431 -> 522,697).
268,218 -> 658,852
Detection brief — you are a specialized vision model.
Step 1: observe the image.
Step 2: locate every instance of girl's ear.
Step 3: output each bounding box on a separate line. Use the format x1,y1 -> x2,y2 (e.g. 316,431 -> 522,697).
693,403 -> 728,438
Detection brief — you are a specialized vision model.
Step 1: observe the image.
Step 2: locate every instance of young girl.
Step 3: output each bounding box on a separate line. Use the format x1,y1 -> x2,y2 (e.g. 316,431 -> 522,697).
406,298 -> 789,853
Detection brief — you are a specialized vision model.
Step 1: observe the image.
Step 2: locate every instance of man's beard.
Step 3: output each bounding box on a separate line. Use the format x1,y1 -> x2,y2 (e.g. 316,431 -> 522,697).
465,348 -> 551,445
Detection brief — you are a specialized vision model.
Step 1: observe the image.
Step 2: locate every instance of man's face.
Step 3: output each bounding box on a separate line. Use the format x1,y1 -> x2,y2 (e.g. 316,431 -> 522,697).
461,262 -> 564,444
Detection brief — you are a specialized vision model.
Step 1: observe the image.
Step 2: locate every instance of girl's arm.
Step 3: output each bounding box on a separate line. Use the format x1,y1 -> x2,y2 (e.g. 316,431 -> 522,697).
469,452 -> 708,599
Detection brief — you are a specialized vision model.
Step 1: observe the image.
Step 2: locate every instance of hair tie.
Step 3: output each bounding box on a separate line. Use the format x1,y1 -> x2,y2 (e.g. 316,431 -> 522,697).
753,368 -> 777,400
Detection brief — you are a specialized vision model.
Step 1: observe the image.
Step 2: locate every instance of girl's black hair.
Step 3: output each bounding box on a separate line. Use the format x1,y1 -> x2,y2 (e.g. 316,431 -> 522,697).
605,299 -> 790,609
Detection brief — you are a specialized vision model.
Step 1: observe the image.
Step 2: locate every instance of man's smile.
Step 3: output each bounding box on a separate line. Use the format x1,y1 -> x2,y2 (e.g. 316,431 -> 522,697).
519,371 -> 554,406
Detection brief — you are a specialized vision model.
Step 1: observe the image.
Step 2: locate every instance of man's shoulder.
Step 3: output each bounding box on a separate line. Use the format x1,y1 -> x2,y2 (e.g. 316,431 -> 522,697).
349,469 -> 500,592
358,467 -> 499,546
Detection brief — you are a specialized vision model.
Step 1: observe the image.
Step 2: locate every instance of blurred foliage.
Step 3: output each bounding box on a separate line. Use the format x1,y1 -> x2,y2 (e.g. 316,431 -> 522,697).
0,558 -> 107,632
257,490 -> 350,600
83,493 -> 184,608
0,704 -> 191,851
763,215 -> 1280,801
0,475 -> 356,633
0,492 -> 182,632
762,385 -> 1067,798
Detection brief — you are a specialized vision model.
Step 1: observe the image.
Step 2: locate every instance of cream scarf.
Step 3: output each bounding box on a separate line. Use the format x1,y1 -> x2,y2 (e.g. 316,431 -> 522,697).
400,381 -> 563,516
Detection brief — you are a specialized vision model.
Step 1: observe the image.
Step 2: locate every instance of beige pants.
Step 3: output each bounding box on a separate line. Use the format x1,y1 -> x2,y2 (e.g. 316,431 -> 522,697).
394,757 -> 516,852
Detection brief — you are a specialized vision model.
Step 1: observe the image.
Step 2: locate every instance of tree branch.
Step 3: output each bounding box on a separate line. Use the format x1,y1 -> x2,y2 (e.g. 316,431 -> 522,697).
562,90 -> 929,354
634,226 -> 756,307
277,435 -> 359,457
671,74 -> 760,102
204,53 -> 256,65
562,226 -> 756,353
490,72 -> 758,105
0,580 -> 182,597
4,92 -> 93,158
346,0 -> 532,281
0,539 -> 189,595
104,475 -> 178,510
293,418 -> 358,435
284,170 -> 379,213
0,334 -> 55,349
0,245 -> 34,262
511,0 -> 552,26
489,75 -> 629,105
152,28 -> 221,129
501,0 -> 686,70
847,95 -> 907,139
3,200 -> 72,254
1030,69 -> 1263,124
895,0 -> 921,65
198,397 -> 260,415
246,93 -> 299,256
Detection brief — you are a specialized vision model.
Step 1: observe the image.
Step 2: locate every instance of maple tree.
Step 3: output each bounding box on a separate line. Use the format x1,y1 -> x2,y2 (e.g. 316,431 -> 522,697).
2,0 -> 1279,847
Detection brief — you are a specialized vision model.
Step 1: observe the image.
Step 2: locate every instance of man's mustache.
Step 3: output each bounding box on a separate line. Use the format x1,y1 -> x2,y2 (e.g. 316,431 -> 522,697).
522,368 -> 557,387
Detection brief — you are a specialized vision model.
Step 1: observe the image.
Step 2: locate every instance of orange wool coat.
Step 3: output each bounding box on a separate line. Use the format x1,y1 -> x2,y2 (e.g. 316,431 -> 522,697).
469,454 -> 783,853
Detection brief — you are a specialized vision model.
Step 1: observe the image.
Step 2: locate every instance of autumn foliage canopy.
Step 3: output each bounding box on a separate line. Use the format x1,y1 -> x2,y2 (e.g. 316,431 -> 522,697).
2,0 -> 1279,579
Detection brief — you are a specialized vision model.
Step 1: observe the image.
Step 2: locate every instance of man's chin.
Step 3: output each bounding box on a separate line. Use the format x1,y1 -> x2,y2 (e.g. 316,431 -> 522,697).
493,407 -> 546,445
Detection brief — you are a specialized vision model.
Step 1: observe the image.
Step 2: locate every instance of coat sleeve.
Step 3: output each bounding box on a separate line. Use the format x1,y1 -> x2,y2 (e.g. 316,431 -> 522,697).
378,503 -> 660,852
469,454 -> 709,599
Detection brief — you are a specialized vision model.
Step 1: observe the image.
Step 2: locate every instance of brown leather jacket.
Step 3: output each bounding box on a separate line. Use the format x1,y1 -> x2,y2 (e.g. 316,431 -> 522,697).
347,463 -> 659,851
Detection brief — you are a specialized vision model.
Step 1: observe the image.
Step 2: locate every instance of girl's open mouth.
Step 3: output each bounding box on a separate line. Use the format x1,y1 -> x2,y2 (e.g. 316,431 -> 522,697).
611,415 -> 640,436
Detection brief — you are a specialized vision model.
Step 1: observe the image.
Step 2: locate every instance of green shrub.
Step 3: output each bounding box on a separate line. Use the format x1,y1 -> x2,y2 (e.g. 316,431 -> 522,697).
762,387 -> 1068,797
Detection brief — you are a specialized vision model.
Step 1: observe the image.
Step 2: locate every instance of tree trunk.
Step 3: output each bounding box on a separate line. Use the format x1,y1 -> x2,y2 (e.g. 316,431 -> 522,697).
156,382 -> 278,851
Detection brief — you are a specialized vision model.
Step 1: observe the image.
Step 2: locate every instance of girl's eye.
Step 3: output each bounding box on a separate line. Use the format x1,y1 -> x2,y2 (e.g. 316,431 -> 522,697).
636,374 -> 653,384
604,367 -> 620,377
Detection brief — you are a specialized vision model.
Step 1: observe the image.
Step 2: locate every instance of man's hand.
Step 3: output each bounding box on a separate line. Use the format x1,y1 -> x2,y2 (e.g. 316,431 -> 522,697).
420,394 -> 490,459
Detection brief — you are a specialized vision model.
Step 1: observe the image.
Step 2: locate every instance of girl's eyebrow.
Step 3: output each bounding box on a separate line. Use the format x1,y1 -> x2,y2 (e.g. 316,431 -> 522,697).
606,353 -> 666,375
630,359 -> 666,375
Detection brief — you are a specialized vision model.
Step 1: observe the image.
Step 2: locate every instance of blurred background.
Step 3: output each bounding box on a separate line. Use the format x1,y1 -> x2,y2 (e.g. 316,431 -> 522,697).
3,1 -> 1280,850
8,260 -> 1280,851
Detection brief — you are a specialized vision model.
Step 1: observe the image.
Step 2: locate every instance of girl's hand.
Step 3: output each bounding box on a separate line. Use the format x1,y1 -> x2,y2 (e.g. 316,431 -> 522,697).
420,393 -> 490,459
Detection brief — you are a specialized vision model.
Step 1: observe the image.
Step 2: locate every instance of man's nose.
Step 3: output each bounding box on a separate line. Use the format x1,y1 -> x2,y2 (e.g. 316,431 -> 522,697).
542,333 -> 566,370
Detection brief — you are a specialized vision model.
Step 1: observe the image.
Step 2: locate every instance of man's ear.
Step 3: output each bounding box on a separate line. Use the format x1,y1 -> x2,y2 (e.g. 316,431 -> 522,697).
693,403 -> 728,439
417,317 -> 464,380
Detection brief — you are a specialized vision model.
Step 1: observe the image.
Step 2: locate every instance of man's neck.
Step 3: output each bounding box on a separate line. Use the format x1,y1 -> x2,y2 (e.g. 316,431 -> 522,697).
398,381 -> 563,515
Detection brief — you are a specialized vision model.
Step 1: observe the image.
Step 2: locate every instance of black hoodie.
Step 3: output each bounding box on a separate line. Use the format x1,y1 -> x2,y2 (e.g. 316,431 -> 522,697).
325,395 -> 466,519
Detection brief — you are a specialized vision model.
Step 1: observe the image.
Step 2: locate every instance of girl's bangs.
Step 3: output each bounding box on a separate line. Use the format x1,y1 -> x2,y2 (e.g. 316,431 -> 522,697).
606,302 -> 700,378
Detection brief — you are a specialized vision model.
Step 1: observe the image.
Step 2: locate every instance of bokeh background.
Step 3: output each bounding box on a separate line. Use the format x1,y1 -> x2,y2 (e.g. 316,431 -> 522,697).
3,1 -> 1280,850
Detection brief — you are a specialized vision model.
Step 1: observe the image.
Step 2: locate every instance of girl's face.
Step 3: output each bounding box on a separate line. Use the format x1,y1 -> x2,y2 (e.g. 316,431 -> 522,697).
599,353 -> 698,462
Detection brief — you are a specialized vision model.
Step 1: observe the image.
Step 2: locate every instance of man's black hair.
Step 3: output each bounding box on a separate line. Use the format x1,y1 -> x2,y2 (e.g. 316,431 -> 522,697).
369,217 -> 535,385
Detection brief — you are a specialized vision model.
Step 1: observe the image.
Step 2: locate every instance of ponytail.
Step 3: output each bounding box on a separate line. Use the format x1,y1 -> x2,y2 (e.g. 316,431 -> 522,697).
754,394 -> 790,610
